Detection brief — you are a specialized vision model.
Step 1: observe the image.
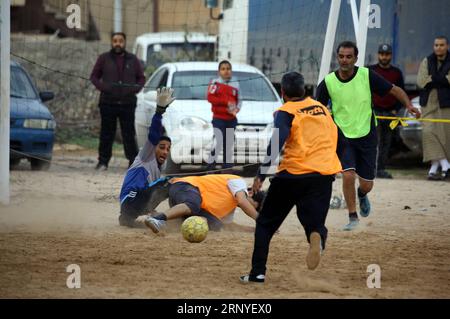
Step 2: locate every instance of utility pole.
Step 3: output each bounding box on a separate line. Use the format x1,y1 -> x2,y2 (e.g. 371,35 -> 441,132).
0,0 -> 11,205
114,0 -> 122,32
318,0 -> 341,84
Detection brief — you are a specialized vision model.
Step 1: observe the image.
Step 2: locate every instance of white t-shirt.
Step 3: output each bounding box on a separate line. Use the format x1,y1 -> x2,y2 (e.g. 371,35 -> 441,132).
222,178 -> 248,224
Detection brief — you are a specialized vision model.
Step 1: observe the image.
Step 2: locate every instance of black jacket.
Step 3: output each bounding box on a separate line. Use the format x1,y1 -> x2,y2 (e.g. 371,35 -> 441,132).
419,51 -> 450,108
90,50 -> 145,106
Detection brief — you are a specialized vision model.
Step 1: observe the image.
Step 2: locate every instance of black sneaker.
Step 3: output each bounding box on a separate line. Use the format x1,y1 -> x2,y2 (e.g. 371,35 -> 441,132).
239,274 -> 265,284
95,162 -> 108,171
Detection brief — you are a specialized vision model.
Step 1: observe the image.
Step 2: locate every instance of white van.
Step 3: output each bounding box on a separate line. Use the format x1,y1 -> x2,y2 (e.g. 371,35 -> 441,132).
134,62 -> 282,172
133,32 -> 217,69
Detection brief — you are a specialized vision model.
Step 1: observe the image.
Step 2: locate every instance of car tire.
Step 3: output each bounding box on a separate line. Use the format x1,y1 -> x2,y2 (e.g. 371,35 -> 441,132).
30,158 -> 51,171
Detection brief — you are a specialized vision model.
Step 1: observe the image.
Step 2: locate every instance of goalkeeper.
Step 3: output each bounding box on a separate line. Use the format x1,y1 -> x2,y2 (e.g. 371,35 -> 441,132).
118,87 -> 175,228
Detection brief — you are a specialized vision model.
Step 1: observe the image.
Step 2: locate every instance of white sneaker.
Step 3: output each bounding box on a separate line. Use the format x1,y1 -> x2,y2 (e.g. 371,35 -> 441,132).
239,274 -> 265,284
144,217 -> 166,233
343,218 -> 359,231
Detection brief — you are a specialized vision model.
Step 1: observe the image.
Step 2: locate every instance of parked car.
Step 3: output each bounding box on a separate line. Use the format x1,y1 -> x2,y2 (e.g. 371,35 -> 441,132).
10,61 -> 56,170
398,96 -> 422,157
135,62 -> 282,172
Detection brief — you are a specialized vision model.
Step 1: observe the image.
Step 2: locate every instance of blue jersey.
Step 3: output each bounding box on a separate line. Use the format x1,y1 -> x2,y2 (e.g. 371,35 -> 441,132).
119,112 -> 164,203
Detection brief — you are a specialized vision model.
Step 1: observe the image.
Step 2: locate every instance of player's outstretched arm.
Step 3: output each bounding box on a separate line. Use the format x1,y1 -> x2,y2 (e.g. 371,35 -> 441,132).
148,87 -> 176,146
155,87 -> 176,115
389,85 -> 421,119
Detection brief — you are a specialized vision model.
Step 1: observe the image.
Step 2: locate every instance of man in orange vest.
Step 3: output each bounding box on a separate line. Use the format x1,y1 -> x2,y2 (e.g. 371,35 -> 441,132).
240,72 -> 343,284
144,174 -> 265,232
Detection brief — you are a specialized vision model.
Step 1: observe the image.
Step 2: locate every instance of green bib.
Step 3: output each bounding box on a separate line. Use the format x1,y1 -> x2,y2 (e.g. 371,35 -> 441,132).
325,67 -> 374,138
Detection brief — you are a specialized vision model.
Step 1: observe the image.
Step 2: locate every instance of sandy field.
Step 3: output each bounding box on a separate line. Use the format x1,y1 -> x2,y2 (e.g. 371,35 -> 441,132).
0,152 -> 449,299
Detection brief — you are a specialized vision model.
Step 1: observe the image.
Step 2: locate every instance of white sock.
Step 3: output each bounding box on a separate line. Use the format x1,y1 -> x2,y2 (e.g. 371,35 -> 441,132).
429,161 -> 439,175
439,159 -> 450,172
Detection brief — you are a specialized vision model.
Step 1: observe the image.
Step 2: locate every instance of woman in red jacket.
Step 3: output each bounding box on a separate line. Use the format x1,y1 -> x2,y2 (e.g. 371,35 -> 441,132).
206,60 -> 241,171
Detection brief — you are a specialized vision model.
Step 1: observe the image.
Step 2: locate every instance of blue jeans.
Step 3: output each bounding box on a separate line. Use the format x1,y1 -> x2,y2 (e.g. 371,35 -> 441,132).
209,118 -> 237,169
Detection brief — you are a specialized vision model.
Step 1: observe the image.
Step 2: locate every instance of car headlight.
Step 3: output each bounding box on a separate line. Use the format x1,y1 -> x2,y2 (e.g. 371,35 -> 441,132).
179,117 -> 210,131
23,119 -> 56,129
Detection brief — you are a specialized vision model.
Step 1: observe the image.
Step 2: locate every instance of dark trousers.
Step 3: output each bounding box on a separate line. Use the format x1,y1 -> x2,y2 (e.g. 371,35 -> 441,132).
99,104 -> 138,165
375,110 -> 394,171
250,175 -> 334,276
210,118 -> 237,169
119,178 -> 170,227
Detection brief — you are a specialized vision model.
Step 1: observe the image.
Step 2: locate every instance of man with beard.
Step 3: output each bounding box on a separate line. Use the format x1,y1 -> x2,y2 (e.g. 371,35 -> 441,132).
90,32 -> 146,170
316,41 -> 421,231
417,36 -> 450,181
368,44 -> 405,179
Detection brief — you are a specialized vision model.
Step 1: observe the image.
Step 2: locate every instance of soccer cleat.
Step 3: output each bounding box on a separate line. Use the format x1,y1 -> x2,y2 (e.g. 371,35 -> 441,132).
306,232 -> 322,270
359,194 -> 371,218
144,216 -> 166,233
343,218 -> 359,231
239,274 -> 265,284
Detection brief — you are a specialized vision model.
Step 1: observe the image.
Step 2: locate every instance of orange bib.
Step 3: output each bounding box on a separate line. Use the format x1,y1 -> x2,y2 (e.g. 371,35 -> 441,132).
277,98 -> 342,175
172,174 -> 241,219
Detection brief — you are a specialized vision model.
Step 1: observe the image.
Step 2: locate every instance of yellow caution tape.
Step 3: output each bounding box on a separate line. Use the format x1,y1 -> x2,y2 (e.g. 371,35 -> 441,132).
376,116 -> 450,129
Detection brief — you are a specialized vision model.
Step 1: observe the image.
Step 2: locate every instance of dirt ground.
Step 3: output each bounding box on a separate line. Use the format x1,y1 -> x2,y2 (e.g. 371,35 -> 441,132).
0,153 -> 449,299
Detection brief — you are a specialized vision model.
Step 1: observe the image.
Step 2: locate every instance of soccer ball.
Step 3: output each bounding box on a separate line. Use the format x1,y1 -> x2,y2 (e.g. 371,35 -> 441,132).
181,216 -> 209,243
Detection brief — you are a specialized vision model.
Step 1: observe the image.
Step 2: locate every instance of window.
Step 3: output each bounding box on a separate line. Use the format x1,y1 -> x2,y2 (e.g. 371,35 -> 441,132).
223,0 -> 233,10
146,43 -> 215,68
11,66 -> 38,99
144,68 -> 168,93
171,71 -> 277,102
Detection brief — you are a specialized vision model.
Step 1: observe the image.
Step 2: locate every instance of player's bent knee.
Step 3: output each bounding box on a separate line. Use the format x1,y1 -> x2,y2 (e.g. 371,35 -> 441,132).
359,180 -> 374,193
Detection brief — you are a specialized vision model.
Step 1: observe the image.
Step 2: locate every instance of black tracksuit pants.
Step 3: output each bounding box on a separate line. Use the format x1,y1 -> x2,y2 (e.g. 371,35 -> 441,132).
374,110 -> 394,171
250,175 -> 334,276
98,104 -> 138,166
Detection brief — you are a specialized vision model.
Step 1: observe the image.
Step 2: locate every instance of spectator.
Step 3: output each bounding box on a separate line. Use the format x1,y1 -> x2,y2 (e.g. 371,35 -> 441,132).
417,36 -> 450,181
90,32 -> 145,170
369,44 -> 405,179
206,60 -> 242,171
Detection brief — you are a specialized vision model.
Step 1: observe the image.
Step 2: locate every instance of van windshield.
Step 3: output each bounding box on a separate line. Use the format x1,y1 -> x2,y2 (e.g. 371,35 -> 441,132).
146,43 -> 215,68
171,71 -> 278,102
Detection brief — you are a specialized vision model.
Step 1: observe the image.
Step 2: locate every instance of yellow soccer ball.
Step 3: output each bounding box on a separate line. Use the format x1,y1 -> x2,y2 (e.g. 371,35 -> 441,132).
181,216 -> 209,243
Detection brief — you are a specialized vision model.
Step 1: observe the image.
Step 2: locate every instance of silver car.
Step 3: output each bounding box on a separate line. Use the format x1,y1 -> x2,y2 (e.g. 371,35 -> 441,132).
398,96 -> 422,157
